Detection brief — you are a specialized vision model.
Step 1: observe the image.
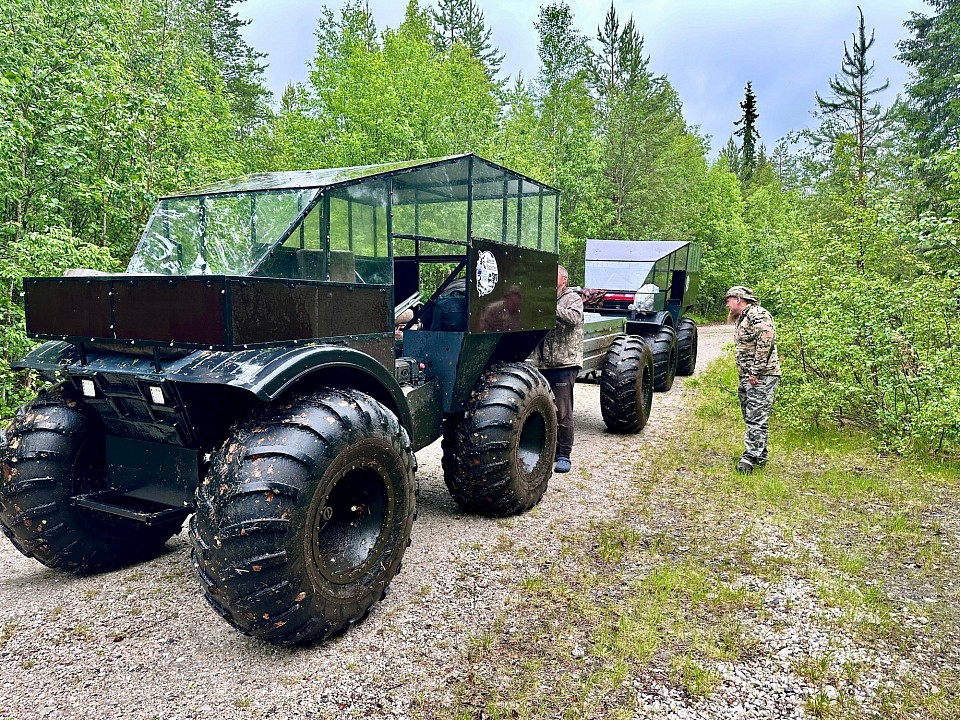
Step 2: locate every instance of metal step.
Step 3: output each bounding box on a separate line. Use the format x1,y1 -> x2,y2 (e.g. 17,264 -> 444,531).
73,487 -> 192,525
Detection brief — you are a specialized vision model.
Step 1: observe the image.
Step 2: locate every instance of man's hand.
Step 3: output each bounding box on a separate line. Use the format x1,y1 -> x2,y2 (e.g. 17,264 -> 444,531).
748,375 -> 759,386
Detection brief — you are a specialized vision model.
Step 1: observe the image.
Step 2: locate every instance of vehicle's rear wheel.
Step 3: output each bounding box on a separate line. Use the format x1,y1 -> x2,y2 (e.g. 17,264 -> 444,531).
600,335 -> 654,433
190,389 -> 416,646
0,388 -> 181,573
676,317 -> 698,376
647,326 -> 678,392
441,362 -> 557,516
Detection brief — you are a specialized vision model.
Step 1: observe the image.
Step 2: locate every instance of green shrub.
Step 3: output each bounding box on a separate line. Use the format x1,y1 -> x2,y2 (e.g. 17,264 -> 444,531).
768,201 -> 960,456
0,228 -> 118,415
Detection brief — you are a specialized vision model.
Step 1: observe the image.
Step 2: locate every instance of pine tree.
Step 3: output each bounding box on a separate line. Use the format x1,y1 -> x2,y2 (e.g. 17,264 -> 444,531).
590,1 -> 650,98
733,81 -> 760,181
430,0 -> 504,80
532,2 -> 598,241
813,6 -> 890,189
587,2 -> 689,235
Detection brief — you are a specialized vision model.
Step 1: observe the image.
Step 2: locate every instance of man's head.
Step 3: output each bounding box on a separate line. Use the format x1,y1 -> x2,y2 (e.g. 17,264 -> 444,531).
557,265 -> 569,296
724,285 -> 757,320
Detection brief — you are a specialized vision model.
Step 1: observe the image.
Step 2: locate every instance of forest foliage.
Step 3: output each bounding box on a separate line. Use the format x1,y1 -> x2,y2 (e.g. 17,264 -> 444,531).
1,0 -> 958,455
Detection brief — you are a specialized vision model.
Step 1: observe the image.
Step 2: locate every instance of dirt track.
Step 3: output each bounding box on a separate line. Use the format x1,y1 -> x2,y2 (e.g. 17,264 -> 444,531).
0,325 -> 730,720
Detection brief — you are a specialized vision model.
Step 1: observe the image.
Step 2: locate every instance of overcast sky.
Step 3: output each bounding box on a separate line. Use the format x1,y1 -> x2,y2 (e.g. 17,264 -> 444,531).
237,0 -> 930,156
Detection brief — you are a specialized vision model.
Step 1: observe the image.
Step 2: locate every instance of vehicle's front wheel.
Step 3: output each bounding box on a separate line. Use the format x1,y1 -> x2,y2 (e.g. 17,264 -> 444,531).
675,317 -> 698,376
0,388 -> 181,573
600,335 -> 654,433
190,389 -> 416,646
441,362 -> 557,516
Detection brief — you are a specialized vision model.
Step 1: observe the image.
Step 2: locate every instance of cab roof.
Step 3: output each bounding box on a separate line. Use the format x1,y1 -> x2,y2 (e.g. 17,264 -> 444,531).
585,239 -> 692,263
166,153 -> 560,201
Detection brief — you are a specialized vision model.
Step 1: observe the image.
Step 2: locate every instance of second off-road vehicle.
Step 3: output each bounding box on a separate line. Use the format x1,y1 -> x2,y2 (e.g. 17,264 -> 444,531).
582,238 -> 701,391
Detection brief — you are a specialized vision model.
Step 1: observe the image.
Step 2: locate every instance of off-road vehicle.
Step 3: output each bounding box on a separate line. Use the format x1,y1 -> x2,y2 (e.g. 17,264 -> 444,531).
582,239 -> 701,388
576,239 -> 700,433
0,154 -> 566,645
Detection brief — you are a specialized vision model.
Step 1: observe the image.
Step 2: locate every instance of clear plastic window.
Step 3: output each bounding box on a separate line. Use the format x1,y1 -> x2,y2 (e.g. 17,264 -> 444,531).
392,163 -> 469,254
329,182 -> 391,284
129,189 -> 317,275
472,196 -> 509,244
584,261 -> 654,291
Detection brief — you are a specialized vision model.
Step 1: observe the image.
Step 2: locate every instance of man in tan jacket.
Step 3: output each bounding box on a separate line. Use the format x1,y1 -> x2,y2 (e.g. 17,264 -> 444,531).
531,266 -> 584,473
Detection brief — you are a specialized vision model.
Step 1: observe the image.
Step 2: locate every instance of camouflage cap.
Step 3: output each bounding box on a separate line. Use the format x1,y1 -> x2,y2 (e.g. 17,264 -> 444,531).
725,285 -> 757,302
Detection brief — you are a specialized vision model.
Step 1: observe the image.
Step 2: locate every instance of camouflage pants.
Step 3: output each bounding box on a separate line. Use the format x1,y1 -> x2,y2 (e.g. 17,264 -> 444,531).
737,375 -> 779,466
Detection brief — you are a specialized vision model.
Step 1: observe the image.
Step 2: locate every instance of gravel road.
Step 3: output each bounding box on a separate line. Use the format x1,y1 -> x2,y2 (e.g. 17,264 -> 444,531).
0,325 -> 730,720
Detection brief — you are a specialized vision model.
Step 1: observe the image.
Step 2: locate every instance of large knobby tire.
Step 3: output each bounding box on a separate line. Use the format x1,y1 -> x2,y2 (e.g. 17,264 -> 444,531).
647,326 -> 678,392
190,389 -> 416,646
441,362 -> 557,517
0,388 -> 182,573
675,317 -> 698,376
600,335 -> 654,433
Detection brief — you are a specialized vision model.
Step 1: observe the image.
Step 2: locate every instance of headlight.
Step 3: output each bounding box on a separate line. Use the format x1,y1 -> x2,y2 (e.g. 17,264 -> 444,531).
81,378 -> 96,398
633,288 -> 655,312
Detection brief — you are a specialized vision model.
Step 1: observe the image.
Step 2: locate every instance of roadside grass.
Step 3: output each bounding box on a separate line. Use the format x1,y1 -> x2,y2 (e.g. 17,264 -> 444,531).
427,356 -> 960,719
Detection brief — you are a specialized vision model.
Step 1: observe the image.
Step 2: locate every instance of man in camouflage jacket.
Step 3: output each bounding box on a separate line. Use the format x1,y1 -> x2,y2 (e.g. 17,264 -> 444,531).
725,286 -> 781,473
531,265 -> 584,474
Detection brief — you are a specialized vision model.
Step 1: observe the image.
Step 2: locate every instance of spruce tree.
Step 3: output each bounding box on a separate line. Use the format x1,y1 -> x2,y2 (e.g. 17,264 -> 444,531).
195,0 -> 271,133
898,0 -> 960,194
733,81 -> 760,181
720,136 -> 742,179
813,6 -> 890,189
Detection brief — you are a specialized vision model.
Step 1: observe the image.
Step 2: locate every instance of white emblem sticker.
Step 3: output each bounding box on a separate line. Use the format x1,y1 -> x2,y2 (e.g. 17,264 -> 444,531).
476,250 -> 499,297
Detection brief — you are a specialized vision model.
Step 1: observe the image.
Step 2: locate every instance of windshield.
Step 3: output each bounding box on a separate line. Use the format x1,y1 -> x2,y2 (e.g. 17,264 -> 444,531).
128,189 -> 318,275
584,260 -> 654,291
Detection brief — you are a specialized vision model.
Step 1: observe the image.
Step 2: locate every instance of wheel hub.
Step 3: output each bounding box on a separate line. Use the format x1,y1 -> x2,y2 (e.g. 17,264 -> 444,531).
517,411 -> 547,475
313,466 -> 390,584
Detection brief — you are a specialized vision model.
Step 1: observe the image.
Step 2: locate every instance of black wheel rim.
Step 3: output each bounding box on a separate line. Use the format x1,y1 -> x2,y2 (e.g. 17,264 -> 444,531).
312,466 -> 391,584
517,410 -> 547,476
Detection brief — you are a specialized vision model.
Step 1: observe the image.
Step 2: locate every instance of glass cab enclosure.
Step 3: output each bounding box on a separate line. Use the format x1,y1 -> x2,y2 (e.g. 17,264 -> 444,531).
25,155 -> 560,373
583,239 -> 701,322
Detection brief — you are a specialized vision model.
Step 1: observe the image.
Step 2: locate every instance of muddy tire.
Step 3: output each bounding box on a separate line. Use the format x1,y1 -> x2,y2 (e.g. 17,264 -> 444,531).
676,317 -> 698,376
600,335 -> 654,433
441,362 -> 556,517
647,326 -> 678,392
190,389 -> 416,646
0,388 -> 181,573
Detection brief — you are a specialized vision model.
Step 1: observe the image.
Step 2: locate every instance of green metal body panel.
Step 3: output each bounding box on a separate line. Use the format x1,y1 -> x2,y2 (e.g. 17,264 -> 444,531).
401,330 -> 499,414
105,436 -> 198,506
581,315 -> 627,374
467,239 -> 557,334
626,312 -> 674,335
404,379 -> 443,452
23,275 -> 390,350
